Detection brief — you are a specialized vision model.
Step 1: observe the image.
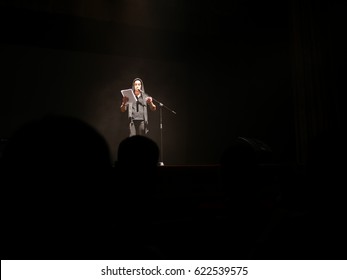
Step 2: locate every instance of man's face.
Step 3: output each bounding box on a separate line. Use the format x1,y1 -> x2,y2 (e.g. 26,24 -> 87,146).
134,80 -> 142,91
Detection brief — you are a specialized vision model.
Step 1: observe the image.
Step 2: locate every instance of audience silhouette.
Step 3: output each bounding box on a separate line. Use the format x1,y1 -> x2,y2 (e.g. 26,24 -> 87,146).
1,114 -> 120,259
216,137 -> 278,259
114,135 -> 162,258
115,135 -> 160,198
3,120 -> 345,260
251,131 -> 347,259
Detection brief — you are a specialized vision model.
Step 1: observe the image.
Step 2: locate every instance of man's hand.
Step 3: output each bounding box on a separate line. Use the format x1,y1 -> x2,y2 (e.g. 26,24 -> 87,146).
122,96 -> 129,104
145,97 -> 153,104
146,97 -> 156,111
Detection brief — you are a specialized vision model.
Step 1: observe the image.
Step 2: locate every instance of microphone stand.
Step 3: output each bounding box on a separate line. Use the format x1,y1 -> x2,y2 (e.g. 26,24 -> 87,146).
151,97 -> 176,166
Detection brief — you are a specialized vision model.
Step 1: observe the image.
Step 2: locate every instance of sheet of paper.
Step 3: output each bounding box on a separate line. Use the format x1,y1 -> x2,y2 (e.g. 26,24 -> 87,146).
121,89 -> 137,104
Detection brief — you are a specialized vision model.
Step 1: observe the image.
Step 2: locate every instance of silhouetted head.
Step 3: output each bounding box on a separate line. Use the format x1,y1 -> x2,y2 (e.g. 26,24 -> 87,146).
220,138 -> 258,174
1,114 -> 112,172
116,135 -> 160,215
117,135 -> 159,169
219,137 -> 273,204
